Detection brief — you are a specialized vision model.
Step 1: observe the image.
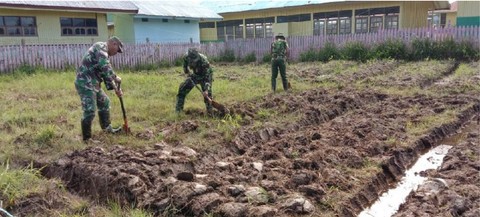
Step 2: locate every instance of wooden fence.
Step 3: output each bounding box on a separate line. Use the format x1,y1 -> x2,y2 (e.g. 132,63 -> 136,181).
0,26 -> 479,73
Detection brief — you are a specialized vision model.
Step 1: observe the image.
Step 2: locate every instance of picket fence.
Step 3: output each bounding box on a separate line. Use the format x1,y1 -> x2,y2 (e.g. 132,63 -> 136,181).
0,26 -> 479,73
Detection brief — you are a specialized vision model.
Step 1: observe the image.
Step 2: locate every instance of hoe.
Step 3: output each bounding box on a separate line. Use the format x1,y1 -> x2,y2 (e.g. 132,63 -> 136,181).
189,77 -> 229,115
117,83 -> 131,134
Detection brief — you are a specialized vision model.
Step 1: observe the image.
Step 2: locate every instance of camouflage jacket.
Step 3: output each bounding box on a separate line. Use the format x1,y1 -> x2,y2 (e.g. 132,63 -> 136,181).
183,53 -> 211,78
75,42 -> 117,92
271,39 -> 289,59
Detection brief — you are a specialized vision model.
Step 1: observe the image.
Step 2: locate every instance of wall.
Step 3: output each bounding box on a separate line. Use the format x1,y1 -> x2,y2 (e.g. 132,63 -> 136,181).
457,1 -> 480,26
113,14 -> 135,43
133,18 -> 200,43
0,8 -> 109,45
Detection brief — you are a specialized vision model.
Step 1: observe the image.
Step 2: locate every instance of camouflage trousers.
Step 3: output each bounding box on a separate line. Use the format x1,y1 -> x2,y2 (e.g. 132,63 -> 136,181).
175,72 -> 213,113
271,57 -> 288,91
75,81 -> 110,125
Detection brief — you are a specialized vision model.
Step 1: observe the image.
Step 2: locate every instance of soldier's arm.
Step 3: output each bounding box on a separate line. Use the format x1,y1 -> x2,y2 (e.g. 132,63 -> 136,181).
285,41 -> 290,57
98,55 -> 118,90
183,56 -> 190,74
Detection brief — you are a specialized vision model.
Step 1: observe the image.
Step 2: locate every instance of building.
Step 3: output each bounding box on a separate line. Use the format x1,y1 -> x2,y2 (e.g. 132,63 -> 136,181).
456,1 -> 480,26
0,1 -> 138,45
428,1 -> 457,28
110,0 -> 222,43
199,0 -> 450,42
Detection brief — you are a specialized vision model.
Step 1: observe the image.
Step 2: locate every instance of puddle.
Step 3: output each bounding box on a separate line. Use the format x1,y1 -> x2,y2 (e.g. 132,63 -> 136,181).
359,118 -> 479,217
358,144 -> 452,217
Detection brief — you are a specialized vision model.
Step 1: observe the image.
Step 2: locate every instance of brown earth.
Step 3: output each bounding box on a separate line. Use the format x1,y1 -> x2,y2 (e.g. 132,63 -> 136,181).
4,60 -> 480,217
393,119 -> 480,217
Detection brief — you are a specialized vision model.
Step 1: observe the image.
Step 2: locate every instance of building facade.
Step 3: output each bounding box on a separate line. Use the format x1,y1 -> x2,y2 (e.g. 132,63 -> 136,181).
199,0 -> 449,42
0,1 -> 137,45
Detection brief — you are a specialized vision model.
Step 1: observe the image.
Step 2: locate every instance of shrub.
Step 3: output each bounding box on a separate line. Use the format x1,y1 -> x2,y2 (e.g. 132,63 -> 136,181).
243,52 -> 257,63
318,42 -> 339,62
217,49 -> 236,62
14,63 -> 36,75
341,42 -> 371,62
455,40 -> 479,61
433,37 -> 457,59
262,53 -> 272,63
409,38 -> 435,60
372,39 -> 407,60
299,49 -> 317,62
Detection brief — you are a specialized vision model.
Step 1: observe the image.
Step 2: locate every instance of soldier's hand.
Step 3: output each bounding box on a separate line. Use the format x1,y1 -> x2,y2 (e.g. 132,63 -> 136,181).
114,76 -> 122,84
202,91 -> 210,99
115,88 -> 123,97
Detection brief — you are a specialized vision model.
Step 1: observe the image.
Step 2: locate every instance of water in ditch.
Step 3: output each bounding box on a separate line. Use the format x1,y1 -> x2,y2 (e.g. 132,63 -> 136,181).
358,119 -> 479,217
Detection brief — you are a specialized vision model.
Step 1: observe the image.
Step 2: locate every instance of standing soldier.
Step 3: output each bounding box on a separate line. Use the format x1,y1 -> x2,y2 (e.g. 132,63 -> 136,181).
74,36 -> 124,142
271,33 -> 289,92
175,48 -> 214,115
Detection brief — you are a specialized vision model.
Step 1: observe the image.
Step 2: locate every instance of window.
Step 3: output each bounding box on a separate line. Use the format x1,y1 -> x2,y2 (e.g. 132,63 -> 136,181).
326,19 -> 338,35
355,6 -> 399,33
235,24 -> 244,39
385,16 -> 398,29
200,22 -> 215,28
216,21 -> 225,41
355,17 -> 368,33
255,23 -> 264,38
314,10 -> 351,35
61,17 -> 97,36
339,18 -> 351,34
184,20 -> 190,23
245,17 -> 274,38
385,6 -> 399,29
226,25 -> 234,40
370,16 -> 383,33
217,20 -> 244,40
313,12 -> 326,35
162,19 -> 168,22
245,23 -> 254,38
0,16 -> 37,36
141,18 -> 148,22
338,10 -> 352,34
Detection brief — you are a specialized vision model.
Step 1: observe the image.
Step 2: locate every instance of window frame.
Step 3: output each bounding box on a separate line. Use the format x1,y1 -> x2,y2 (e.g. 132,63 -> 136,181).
0,16 -> 37,37
60,17 -> 98,36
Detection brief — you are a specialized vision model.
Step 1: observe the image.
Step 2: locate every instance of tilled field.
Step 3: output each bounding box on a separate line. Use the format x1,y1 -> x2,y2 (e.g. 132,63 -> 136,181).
6,60 -> 480,217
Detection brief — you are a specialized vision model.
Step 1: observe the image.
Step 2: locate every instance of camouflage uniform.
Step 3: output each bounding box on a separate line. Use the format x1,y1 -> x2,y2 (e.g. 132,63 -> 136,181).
175,48 -> 213,113
74,41 -> 120,140
271,35 -> 289,92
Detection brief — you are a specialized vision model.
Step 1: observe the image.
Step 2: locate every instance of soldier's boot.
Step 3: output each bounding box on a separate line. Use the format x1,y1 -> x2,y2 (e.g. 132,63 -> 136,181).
98,111 -> 122,134
272,81 -> 276,93
282,79 -> 289,91
81,119 -> 92,141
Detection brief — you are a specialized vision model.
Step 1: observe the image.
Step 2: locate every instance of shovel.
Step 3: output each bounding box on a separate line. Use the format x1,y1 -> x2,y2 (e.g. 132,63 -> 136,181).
117,83 -> 131,134
189,77 -> 229,114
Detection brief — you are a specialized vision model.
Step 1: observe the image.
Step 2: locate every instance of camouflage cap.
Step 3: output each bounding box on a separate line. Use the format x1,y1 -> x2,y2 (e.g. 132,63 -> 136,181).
187,47 -> 200,62
109,36 -> 124,53
275,33 -> 285,40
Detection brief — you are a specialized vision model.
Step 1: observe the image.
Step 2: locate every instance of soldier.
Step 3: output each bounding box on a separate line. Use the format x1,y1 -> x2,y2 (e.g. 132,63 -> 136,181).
175,48 -> 213,114
271,33 -> 289,92
74,36 -> 124,142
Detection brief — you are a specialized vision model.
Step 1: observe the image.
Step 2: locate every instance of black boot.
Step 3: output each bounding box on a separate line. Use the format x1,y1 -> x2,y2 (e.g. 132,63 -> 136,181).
98,111 -> 121,134
81,119 -> 92,141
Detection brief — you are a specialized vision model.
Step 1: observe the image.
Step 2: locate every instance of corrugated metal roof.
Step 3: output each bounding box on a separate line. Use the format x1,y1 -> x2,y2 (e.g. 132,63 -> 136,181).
200,0 -> 450,14
0,0 -> 138,13
200,0 -> 346,14
132,0 -> 222,20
